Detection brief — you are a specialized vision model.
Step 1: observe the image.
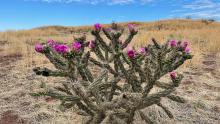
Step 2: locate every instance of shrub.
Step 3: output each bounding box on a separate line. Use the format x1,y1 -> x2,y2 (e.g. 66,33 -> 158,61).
32,23 -> 193,124
201,18 -> 215,25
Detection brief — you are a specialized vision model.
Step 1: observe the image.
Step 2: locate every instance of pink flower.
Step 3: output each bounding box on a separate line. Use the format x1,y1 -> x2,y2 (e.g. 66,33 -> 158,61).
54,44 -> 69,53
94,23 -> 102,31
127,49 -> 135,58
72,41 -> 81,52
47,39 -> 55,46
88,40 -> 95,49
105,27 -> 112,32
139,47 -> 145,54
170,71 -> 177,80
128,24 -> 135,32
35,43 -> 43,53
181,41 -> 190,53
169,39 -> 177,47
185,47 -> 190,53
181,41 -> 188,49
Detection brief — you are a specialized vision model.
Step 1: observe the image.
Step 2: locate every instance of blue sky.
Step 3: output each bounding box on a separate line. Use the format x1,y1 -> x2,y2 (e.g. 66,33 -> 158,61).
0,0 -> 220,31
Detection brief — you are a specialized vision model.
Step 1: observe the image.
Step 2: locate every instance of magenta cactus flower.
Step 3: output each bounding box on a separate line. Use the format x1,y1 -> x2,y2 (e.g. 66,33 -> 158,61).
128,24 -> 135,32
185,47 -> 190,53
88,40 -> 95,49
139,47 -> 145,54
169,39 -> 177,47
53,44 -> 59,51
105,27 -> 112,32
127,49 -> 135,58
181,41 -> 188,49
170,71 -> 177,80
47,39 -> 55,46
35,43 -> 43,53
94,23 -> 102,31
72,41 -> 81,52
54,44 -> 69,54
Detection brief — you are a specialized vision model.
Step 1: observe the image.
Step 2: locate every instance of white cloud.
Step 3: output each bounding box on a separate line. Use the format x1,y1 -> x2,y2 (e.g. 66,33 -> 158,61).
183,0 -> 219,10
184,9 -> 220,19
173,0 -> 220,20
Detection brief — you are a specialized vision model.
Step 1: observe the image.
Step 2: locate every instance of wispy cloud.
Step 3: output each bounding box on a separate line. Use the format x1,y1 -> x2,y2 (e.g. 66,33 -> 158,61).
183,0 -> 218,10
108,0 -> 134,5
25,0 -> 154,5
25,0 -> 220,20
24,0 -> 89,4
172,0 -> 220,20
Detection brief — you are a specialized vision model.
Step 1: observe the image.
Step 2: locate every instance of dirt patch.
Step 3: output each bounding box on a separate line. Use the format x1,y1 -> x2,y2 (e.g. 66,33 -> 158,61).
202,54 -> 218,72
0,51 -> 219,124
0,54 -> 22,78
0,40 -> 8,45
0,110 -> 27,124
0,54 -> 22,65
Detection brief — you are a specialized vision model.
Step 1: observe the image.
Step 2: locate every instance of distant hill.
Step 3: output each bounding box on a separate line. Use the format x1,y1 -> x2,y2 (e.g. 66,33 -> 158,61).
1,19 -> 220,40
31,19 -> 220,35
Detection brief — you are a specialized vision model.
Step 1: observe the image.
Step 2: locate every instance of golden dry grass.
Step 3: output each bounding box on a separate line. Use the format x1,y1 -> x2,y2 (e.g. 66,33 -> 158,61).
0,19 -> 220,68
0,19 -> 220,124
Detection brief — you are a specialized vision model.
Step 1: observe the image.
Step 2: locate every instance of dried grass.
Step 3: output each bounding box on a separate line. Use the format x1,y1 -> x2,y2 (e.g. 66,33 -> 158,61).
0,19 -> 220,68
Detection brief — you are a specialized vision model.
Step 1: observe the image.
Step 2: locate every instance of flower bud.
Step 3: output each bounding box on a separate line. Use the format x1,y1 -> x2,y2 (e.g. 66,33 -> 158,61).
88,40 -> 95,49
181,41 -> 188,49
139,47 -> 145,54
54,44 -> 69,54
170,71 -> 177,80
169,39 -> 177,47
35,43 -> 43,53
47,39 -> 55,46
127,49 -> 135,58
128,24 -> 135,32
94,23 -> 102,31
185,47 -> 190,53
105,27 -> 112,32
72,41 -> 81,52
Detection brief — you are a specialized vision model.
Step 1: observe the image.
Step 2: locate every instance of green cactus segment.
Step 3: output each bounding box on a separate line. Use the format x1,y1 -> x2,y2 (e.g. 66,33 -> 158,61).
30,90 -> 80,102
167,95 -> 186,103
33,67 -> 66,77
32,23 -> 192,124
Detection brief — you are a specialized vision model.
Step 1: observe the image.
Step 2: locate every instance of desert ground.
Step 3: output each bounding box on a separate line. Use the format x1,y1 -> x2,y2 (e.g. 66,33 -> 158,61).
0,19 -> 219,124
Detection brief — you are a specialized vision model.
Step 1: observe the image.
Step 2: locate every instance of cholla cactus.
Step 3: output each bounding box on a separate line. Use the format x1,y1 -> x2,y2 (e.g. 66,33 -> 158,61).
32,23 -> 192,124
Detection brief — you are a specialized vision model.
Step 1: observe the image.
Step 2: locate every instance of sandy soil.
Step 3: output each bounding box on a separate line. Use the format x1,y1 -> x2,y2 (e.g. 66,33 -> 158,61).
0,49 -> 219,124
